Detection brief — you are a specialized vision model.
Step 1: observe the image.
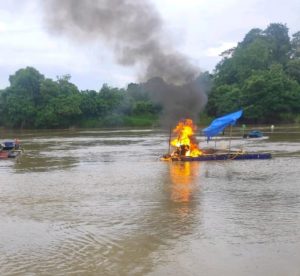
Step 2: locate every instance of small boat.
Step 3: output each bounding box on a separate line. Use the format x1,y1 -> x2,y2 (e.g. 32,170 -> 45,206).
243,130 -> 263,138
1,140 -> 22,150
0,140 -> 22,159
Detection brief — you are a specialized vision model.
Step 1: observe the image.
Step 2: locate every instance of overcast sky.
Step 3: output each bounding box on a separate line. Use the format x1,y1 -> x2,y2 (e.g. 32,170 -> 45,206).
0,0 -> 299,90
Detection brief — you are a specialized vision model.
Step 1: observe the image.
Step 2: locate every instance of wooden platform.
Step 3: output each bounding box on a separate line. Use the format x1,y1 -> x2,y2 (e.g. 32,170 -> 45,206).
170,152 -> 272,161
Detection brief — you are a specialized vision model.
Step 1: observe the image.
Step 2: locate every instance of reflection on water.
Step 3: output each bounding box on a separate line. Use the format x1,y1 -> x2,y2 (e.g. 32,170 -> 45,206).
170,162 -> 200,203
1,127 -> 300,275
96,162 -> 202,275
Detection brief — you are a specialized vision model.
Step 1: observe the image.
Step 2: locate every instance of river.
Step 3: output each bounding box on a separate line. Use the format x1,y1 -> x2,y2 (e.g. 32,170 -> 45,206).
0,126 -> 300,275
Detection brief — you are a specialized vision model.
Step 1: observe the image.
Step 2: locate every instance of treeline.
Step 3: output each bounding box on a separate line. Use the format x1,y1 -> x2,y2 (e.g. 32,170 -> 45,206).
206,23 -> 300,123
0,68 -> 161,128
1,23 -> 300,128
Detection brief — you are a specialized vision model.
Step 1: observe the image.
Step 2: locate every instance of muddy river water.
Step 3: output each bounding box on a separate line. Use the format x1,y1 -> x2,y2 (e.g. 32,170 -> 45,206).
0,126 -> 300,275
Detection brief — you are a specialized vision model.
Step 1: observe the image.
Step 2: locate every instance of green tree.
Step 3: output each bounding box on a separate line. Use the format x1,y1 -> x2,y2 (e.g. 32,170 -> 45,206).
241,28 -> 263,46
2,88 -> 36,128
263,23 -> 291,64
35,76 -> 82,128
9,67 -> 45,104
241,65 -> 300,122
209,23 -> 300,123
0,67 -> 162,129
0,67 -> 45,128
291,31 -> 300,58
286,59 -> 300,83
206,84 -> 242,116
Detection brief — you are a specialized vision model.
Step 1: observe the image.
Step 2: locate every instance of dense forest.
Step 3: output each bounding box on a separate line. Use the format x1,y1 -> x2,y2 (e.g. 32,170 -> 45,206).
207,23 -> 300,123
0,23 -> 300,129
0,69 -> 162,128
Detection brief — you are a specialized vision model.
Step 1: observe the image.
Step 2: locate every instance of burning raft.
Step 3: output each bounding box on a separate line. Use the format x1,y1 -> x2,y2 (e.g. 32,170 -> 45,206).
161,110 -> 271,162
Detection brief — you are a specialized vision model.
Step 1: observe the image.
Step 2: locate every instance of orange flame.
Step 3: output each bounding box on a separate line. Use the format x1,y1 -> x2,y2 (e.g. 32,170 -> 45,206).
170,119 -> 202,157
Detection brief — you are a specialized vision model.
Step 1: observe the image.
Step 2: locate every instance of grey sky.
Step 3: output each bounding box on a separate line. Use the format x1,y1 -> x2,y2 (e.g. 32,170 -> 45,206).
0,0 -> 299,90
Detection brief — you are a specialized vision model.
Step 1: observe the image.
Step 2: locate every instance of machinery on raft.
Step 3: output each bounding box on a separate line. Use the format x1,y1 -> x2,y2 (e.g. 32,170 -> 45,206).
161,110 -> 272,162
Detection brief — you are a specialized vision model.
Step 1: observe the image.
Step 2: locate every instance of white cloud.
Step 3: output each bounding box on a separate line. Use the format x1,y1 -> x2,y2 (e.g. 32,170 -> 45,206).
205,42 -> 237,57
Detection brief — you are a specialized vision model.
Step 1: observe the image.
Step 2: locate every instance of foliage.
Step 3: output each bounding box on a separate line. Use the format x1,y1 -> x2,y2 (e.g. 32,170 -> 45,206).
0,68 -> 161,128
241,65 -> 300,122
207,23 -> 300,123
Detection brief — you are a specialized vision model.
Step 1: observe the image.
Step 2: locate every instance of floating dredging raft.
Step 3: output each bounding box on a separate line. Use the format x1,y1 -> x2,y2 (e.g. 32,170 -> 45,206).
162,110 -> 272,162
164,151 -> 272,162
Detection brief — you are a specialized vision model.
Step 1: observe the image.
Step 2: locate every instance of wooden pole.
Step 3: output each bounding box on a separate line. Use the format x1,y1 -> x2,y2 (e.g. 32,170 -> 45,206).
168,127 -> 172,154
228,125 -> 233,153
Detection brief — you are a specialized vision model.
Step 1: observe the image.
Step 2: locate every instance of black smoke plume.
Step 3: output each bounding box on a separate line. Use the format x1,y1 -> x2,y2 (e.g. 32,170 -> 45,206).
42,0 -> 208,125
142,77 -> 207,126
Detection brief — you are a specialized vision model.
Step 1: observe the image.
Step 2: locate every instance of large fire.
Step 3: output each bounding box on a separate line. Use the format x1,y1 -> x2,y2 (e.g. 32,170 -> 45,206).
169,119 -> 202,158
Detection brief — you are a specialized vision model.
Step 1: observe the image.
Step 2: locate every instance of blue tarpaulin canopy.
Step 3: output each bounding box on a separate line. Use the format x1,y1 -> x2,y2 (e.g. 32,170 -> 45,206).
203,110 -> 243,139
